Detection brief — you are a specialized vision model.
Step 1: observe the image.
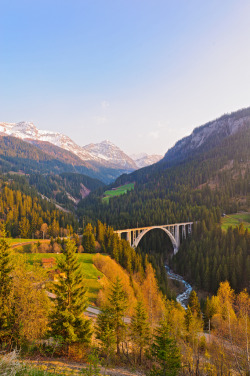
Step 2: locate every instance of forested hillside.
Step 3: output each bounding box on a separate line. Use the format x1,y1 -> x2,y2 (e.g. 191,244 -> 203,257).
0,177 -> 78,237
78,124 -> 250,228
78,114 -> 250,295
29,172 -> 104,210
172,221 -> 250,294
0,135 -> 126,183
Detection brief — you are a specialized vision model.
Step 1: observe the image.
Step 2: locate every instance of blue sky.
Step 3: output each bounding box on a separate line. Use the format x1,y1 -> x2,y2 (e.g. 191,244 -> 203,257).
1,0 -> 250,155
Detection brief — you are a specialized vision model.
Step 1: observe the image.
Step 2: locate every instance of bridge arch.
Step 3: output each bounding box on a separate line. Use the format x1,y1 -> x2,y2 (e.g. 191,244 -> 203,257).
133,226 -> 178,254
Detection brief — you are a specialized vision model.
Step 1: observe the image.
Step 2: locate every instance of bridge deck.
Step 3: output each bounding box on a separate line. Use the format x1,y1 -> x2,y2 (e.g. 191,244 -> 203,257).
114,222 -> 193,233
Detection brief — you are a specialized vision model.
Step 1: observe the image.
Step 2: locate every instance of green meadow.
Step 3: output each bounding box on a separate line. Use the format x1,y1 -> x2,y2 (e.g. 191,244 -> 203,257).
102,183 -> 135,203
19,253 -> 104,304
221,212 -> 250,231
7,238 -> 37,245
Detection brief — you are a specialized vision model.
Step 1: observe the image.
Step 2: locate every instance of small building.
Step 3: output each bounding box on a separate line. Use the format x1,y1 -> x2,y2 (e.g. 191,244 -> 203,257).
41,257 -> 56,269
48,269 -> 66,282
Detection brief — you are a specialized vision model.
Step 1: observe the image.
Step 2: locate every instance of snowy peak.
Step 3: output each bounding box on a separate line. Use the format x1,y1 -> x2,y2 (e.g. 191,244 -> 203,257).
83,140 -> 137,169
0,121 -> 40,139
0,121 -> 98,162
0,121 -> 162,173
130,153 -> 163,168
0,122 -> 138,172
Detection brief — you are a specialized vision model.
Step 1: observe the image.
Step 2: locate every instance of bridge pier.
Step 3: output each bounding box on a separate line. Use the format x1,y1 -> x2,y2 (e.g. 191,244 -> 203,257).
175,225 -> 180,248
114,222 -> 193,254
126,231 -> 131,246
182,225 -> 186,240
188,223 -> 192,235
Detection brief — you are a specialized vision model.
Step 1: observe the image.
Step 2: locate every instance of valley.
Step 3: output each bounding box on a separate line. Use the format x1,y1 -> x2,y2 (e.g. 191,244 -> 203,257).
0,107 -> 249,376
2,1 -> 250,374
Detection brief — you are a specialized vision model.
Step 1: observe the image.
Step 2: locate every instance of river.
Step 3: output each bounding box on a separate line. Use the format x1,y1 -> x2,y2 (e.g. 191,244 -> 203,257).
165,265 -> 192,309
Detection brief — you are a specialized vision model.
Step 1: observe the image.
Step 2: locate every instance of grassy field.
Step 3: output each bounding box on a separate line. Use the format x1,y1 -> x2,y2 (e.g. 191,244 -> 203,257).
21,253 -> 103,304
102,183 -> 134,203
7,238 -> 50,246
7,238 -> 37,245
221,212 -> 250,231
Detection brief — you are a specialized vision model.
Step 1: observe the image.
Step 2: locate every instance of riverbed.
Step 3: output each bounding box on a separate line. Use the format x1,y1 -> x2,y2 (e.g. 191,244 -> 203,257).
165,265 -> 192,309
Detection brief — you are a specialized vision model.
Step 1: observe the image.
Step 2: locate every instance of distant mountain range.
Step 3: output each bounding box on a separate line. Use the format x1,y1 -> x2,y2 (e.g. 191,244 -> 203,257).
130,153 -> 162,168
0,122 -> 162,180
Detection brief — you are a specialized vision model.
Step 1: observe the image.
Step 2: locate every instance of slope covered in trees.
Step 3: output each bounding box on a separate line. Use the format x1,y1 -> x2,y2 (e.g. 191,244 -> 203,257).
78,116 -> 250,296
0,135 -> 133,183
78,124 -> 250,229
29,172 -> 104,210
172,221 -> 250,294
0,177 -> 78,238
0,136 -> 105,210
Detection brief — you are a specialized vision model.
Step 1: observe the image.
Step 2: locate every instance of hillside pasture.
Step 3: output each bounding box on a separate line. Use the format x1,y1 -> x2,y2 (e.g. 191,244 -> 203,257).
221,212 -> 250,231
102,183 -> 134,203
20,253 -> 104,304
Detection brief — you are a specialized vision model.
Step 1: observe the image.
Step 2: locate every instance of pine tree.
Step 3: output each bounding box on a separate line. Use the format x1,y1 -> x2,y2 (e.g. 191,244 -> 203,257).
19,217 -> 30,238
50,238 -> 91,353
130,299 -> 150,364
150,318 -> 181,376
108,277 -> 128,355
0,227 -> 13,347
184,305 -> 193,332
82,223 -> 96,253
95,307 -> 116,361
188,290 -> 201,316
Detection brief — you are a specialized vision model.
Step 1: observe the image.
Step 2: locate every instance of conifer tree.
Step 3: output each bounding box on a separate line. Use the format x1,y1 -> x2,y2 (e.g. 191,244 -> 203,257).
184,305 -> 193,333
82,223 -> 96,253
50,238 -> 91,353
188,290 -> 201,316
96,220 -> 106,245
95,307 -> 116,362
0,227 -> 13,347
108,277 -> 128,355
130,299 -> 150,364
150,318 -> 181,376
19,217 -> 30,238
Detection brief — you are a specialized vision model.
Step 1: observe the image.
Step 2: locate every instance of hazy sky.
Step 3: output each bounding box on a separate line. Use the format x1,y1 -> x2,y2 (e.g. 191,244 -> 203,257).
1,0 -> 250,155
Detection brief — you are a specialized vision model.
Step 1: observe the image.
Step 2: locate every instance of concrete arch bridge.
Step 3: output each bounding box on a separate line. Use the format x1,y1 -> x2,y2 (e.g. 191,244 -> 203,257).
115,222 -> 193,255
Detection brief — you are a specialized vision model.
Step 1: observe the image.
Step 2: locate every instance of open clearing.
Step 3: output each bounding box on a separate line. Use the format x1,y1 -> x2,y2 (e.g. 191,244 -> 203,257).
102,183 -> 135,203
8,238 -> 50,249
8,238 -> 40,245
221,212 -> 250,231
21,253 -> 103,304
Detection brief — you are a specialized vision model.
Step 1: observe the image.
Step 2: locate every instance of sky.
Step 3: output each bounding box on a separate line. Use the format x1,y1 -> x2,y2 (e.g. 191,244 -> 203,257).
1,0 -> 250,156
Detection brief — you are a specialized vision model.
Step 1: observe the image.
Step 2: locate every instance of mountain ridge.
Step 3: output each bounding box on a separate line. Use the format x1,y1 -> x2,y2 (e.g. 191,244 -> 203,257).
161,106 -> 250,166
0,121 -> 161,177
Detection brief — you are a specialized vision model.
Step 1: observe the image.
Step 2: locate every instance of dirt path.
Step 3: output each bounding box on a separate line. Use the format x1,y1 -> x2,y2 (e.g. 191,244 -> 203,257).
11,239 -> 50,248
26,358 -> 145,376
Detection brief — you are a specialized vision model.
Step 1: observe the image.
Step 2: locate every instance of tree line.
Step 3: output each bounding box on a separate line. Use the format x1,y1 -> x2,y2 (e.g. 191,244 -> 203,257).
0,181 -> 78,238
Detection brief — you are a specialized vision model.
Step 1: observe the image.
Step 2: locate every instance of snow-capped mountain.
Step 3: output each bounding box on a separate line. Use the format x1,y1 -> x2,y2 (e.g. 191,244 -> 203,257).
130,153 -> 163,168
83,140 -> 137,170
0,121 -> 163,173
0,121 -> 94,161
0,122 -> 139,172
